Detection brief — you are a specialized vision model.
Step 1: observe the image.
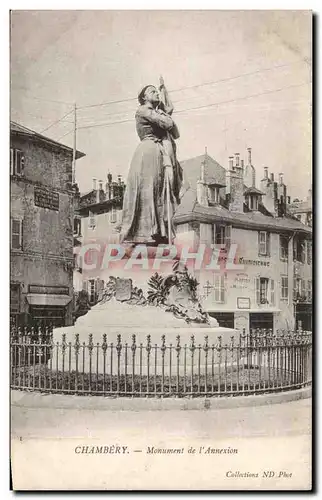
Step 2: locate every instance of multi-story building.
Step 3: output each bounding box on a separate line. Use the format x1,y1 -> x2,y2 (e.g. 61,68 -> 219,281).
287,188 -> 312,227
73,174 -> 125,304
10,121 -> 85,326
174,148 -> 312,332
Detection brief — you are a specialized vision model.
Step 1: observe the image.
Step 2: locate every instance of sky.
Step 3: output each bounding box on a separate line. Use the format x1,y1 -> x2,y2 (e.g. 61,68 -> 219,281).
10,10 -> 312,199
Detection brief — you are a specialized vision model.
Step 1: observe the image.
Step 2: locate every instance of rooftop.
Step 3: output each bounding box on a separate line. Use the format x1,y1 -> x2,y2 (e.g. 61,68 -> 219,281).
244,186 -> 264,195
10,121 -> 85,159
174,153 -> 311,235
174,192 -> 311,234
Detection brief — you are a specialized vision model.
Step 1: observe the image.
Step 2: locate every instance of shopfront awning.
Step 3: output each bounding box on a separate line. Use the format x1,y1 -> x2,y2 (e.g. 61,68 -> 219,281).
26,294 -> 72,307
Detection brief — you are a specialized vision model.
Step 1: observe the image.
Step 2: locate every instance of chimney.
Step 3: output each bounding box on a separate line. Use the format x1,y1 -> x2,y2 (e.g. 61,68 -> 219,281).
260,173 -> 278,217
247,147 -> 252,165
229,156 -> 234,171
197,159 -> 208,206
264,167 -> 268,179
97,180 -> 102,203
229,167 -> 244,213
235,153 -> 240,168
92,178 -> 97,191
200,160 -> 205,182
279,173 -> 284,185
240,159 -> 244,172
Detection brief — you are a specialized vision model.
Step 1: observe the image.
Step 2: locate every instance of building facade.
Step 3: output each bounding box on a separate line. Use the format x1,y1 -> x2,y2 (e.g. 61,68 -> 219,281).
73,174 -> 125,304
174,149 -> 312,332
10,122 -> 85,326
287,188 -> 312,227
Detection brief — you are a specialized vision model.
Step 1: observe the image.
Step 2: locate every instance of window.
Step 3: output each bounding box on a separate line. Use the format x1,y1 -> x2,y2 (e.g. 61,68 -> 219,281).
214,225 -> 231,248
10,284 -> 20,313
308,280 -> 312,302
88,211 -> 96,230
260,278 -> 268,303
10,148 -> 25,176
88,279 -> 97,304
83,278 -> 104,305
11,219 -> 22,250
279,235 -> 289,261
281,276 -> 288,300
307,240 -> 312,265
258,231 -> 270,256
214,274 -> 225,303
256,277 -> 274,305
74,218 -> 81,236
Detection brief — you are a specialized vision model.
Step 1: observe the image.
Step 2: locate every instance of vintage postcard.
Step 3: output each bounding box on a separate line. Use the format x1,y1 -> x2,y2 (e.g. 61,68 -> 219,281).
10,9 -> 312,491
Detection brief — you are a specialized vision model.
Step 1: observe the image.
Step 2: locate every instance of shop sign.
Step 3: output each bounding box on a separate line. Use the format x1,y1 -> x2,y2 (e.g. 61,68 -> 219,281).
237,297 -> 251,309
238,257 -> 270,267
28,285 -> 69,295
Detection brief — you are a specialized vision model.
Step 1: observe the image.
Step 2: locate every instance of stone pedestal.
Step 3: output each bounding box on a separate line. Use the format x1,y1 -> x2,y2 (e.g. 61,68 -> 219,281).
52,244 -> 238,374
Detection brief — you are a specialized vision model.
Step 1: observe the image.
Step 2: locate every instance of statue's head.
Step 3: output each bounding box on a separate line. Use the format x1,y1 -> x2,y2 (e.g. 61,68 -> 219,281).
138,85 -> 160,106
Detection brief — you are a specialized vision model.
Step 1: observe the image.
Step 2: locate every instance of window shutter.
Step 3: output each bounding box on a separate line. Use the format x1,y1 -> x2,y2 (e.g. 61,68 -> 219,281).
10,148 -> 14,175
302,280 -> 306,298
308,280 -> 312,301
20,219 -> 23,250
270,279 -> 275,305
82,280 -> 87,292
259,231 -> 267,255
20,152 -> 25,175
220,274 -> 226,303
267,232 -> 270,257
307,241 -> 312,265
214,274 -> 220,302
256,277 -> 260,305
97,279 -> 104,300
94,279 -> 99,302
15,150 -> 24,175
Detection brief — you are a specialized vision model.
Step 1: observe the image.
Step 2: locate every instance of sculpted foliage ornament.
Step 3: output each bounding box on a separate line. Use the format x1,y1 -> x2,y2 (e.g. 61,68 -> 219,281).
97,261 -> 210,325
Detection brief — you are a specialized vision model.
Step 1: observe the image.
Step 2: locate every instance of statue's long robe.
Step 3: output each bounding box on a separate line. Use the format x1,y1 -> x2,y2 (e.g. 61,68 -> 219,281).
121,102 -> 182,244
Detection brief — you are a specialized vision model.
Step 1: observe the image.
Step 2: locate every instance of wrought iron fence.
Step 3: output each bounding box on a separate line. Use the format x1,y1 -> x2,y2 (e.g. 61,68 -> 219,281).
10,327 -> 312,397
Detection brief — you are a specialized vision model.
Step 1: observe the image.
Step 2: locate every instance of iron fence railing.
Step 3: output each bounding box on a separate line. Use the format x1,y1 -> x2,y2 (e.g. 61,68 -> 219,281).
10,327 -> 312,398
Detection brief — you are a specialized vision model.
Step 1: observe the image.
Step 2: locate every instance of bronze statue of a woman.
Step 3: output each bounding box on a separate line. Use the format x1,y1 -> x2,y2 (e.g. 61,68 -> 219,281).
120,78 -> 182,244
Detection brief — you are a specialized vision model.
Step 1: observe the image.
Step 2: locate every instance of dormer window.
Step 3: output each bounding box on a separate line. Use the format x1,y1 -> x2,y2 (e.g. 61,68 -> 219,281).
244,187 -> 263,211
208,186 -> 220,205
207,181 -> 226,206
249,195 -> 259,210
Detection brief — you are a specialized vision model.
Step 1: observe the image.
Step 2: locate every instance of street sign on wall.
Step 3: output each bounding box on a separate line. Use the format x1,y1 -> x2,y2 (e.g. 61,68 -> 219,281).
34,186 -> 59,211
